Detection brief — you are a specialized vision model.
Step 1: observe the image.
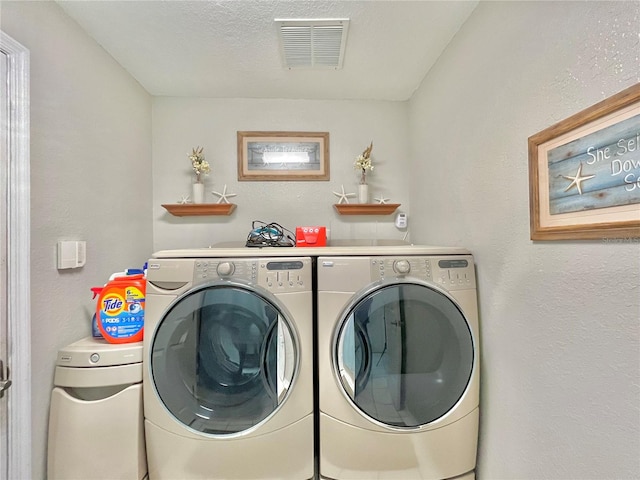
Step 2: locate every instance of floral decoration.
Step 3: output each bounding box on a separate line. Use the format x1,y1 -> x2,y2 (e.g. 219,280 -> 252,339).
354,141 -> 374,184
189,146 -> 210,183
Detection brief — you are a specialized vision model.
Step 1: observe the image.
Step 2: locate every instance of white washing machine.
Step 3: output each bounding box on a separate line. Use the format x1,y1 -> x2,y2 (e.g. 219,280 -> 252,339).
143,254 -> 314,479
317,251 -> 479,480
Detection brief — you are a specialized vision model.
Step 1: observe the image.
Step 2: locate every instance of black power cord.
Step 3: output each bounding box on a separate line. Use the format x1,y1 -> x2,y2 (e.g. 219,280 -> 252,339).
245,220 -> 295,247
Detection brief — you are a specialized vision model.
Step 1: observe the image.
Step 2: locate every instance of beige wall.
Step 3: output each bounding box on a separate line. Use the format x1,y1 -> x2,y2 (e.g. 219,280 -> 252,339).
1,2 -> 153,478
409,2 -> 639,478
152,97 -> 410,250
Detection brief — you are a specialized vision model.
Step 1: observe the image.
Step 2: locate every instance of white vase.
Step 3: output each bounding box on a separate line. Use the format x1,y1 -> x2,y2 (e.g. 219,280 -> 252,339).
192,182 -> 205,204
358,183 -> 369,204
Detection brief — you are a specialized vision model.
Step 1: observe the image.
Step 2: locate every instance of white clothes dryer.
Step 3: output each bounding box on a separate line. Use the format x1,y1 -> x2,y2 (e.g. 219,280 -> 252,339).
317,252 -> 479,480
143,255 -> 314,480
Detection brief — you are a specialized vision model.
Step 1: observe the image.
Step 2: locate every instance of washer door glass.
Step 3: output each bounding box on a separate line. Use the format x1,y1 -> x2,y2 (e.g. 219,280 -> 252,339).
335,282 -> 474,428
151,283 -> 297,436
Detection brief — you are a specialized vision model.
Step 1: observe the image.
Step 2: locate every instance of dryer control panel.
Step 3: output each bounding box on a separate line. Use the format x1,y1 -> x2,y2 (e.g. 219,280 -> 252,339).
193,257 -> 312,293
371,255 -> 476,290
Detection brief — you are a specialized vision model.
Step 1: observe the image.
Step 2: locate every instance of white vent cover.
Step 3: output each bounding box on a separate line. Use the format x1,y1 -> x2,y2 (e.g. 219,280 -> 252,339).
276,18 -> 349,69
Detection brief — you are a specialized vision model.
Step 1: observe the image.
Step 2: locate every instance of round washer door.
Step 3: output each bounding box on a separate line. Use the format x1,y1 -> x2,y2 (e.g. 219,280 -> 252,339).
150,281 -> 298,436
334,280 -> 474,428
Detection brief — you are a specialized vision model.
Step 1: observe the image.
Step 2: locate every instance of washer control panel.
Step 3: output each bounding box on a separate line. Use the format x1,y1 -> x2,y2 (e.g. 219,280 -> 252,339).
195,259 -> 258,283
371,255 -> 476,290
193,257 -> 311,292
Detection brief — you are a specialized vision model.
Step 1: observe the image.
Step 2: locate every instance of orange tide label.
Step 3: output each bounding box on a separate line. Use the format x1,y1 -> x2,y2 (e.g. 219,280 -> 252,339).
101,293 -> 126,316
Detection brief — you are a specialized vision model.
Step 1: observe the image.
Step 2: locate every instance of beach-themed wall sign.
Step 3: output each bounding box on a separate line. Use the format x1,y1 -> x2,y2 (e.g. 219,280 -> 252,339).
529,83 -> 640,240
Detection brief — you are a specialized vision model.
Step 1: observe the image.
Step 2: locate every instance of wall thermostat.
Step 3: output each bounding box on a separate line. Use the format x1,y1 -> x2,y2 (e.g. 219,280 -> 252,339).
395,213 -> 408,229
57,240 -> 86,269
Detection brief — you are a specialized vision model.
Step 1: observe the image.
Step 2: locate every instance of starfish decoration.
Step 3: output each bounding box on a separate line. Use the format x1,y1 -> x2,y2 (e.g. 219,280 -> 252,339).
178,194 -> 191,204
375,196 -> 390,204
333,185 -> 356,204
562,163 -> 595,195
211,184 -> 237,204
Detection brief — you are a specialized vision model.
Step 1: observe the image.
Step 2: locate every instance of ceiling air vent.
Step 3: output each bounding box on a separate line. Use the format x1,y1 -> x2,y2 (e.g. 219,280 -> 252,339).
275,18 -> 349,69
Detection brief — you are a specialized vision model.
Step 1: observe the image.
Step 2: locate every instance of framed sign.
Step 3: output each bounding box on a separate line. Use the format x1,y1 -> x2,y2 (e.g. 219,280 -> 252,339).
237,131 -> 330,181
529,83 -> 640,240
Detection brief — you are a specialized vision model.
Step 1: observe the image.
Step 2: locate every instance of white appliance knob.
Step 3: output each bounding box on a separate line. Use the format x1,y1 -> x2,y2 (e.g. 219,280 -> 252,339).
393,259 -> 411,274
217,262 -> 235,276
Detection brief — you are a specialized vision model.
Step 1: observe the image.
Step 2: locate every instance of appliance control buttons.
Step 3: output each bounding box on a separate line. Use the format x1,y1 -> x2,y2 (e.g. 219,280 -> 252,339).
393,259 -> 411,275
425,260 -> 432,279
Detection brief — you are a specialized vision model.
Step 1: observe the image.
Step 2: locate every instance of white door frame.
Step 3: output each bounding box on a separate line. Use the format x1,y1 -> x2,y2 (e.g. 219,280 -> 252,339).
0,30 -> 31,480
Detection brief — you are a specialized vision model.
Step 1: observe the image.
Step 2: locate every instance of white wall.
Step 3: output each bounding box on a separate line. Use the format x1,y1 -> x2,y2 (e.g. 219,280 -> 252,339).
409,2 -> 639,479
152,97 -> 410,250
2,1 -> 639,478
1,2 -> 153,478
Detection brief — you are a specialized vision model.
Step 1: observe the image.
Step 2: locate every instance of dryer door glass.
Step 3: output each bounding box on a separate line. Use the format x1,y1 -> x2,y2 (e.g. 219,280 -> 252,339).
151,284 -> 297,436
335,282 -> 473,427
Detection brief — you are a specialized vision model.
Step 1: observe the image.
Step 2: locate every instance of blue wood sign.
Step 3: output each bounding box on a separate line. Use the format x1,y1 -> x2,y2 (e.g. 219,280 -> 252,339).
547,113 -> 640,215
529,83 -> 640,240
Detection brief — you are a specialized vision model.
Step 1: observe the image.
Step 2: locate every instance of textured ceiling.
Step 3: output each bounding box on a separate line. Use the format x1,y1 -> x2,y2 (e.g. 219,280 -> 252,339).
56,0 -> 478,101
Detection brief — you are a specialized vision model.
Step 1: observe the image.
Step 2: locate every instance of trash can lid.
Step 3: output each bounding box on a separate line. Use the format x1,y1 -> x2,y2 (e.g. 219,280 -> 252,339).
56,336 -> 143,368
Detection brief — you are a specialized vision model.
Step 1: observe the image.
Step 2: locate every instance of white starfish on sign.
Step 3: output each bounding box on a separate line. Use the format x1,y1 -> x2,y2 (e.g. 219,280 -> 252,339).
211,184 -> 237,204
178,194 -> 191,204
562,163 -> 595,195
375,196 -> 390,204
333,185 -> 356,204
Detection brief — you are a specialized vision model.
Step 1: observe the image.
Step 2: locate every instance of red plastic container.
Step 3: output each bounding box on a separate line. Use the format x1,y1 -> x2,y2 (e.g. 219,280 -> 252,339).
295,226 -> 327,247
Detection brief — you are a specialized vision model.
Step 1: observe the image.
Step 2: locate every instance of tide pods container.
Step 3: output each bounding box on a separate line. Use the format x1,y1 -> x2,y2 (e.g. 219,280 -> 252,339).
97,273 -> 146,343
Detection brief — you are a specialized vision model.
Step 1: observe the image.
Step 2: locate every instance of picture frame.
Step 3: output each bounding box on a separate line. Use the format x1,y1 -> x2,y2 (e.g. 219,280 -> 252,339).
528,83 -> 640,240
237,131 -> 330,181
